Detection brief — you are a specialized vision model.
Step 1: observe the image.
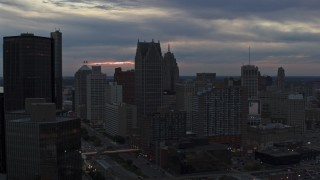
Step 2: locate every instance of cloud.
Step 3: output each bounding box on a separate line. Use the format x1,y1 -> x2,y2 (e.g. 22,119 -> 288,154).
1,0 -> 320,76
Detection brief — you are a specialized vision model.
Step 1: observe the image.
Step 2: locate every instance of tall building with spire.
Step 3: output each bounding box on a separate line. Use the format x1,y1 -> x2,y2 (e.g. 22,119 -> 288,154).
241,65 -> 259,98
162,44 -> 179,92
74,64 -> 92,120
134,40 -> 163,121
277,67 -> 285,90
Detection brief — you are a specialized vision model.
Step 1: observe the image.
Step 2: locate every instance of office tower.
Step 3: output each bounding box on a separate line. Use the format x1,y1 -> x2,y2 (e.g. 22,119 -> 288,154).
51,30 -> 63,109
192,87 -> 244,147
241,65 -> 259,98
287,94 -> 305,135
195,73 -> 216,91
142,109 -> 186,159
6,102 -> 81,180
74,64 -> 92,120
260,91 -> 288,124
277,67 -> 285,90
0,90 -> 5,174
134,40 -> 163,121
105,82 -> 123,103
87,66 -> 106,127
162,44 -> 179,92
114,67 -> 135,104
105,103 -> 137,137
176,80 -> 195,131
3,32 -> 63,111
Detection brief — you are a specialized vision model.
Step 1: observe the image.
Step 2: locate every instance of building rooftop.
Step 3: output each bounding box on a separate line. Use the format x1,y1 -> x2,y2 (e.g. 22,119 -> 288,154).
95,159 -> 111,170
78,65 -> 91,71
251,123 -> 291,130
257,148 -> 299,157
9,116 -> 76,124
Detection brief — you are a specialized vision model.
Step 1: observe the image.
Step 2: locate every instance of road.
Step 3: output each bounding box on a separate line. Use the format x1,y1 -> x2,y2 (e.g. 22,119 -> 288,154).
120,152 -> 168,179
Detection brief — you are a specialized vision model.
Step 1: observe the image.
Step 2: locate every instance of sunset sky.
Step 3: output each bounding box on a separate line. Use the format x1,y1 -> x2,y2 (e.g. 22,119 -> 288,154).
1,0 -> 320,76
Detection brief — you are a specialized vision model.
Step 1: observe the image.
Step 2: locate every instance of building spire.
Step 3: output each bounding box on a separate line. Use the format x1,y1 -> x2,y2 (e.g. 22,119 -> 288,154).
168,43 -> 171,52
249,46 -> 251,65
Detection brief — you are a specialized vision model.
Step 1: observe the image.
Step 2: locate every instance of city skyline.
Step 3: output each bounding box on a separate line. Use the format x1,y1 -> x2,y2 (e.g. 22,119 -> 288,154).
1,1 -> 320,76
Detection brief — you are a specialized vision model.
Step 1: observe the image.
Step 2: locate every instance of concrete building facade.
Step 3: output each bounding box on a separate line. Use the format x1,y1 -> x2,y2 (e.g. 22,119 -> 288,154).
74,65 -> 92,120
104,103 -> 137,137
87,66 -> 106,126
105,82 -> 122,104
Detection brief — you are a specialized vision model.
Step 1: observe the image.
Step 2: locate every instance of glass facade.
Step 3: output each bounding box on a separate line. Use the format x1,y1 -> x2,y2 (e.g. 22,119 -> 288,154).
3,34 -> 54,111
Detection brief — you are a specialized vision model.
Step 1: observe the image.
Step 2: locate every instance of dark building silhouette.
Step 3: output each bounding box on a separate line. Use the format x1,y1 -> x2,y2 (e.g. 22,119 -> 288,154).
51,31 -> 63,109
0,90 -> 5,174
134,40 -> 163,122
74,64 -> 92,120
162,44 -> 179,92
3,32 -> 62,111
5,102 -> 81,180
241,65 -> 259,98
195,73 -> 216,91
277,67 -> 285,90
114,67 -> 135,104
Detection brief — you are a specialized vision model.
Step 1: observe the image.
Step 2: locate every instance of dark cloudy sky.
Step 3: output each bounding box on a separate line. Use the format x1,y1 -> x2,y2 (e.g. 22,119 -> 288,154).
1,0 -> 320,76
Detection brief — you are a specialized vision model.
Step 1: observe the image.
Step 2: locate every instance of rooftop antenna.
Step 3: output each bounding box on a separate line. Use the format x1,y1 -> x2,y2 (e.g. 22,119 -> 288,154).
168,43 -> 171,52
249,46 -> 251,65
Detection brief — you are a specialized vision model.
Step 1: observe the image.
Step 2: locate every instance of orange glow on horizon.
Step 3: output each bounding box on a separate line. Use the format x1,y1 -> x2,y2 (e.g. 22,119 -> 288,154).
87,61 -> 134,66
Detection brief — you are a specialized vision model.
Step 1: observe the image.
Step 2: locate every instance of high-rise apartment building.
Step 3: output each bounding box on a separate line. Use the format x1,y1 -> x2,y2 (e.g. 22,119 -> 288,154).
5,102 -> 81,180
162,45 -> 179,92
74,64 -> 92,120
277,67 -> 285,90
195,73 -> 216,92
287,94 -> 305,135
176,80 -> 195,131
114,67 -> 135,104
105,82 -> 122,103
241,65 -> 259,98
87,66 -> 106,126
192,87 -> 245,147
134,40 -> 163,122
3,32 -> 62,111
105,103 -> 137,137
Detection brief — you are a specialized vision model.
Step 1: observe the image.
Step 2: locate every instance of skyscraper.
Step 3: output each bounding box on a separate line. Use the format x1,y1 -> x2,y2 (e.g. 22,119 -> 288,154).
3,32 -> 62,111
277,67 -> 285,90
192,86 -> 245,147
5,101 -> 81,180
51,30 -> 63,109
105,82 -> 123,104
74,64 -> 92,120
134,40 -> 163,121
241,65 -> 259,98
87,66 -> 106,126
0,90 -> 5,174
162,44 -> 179,92
114,67 -> 135,104
195,73 -> 216,92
